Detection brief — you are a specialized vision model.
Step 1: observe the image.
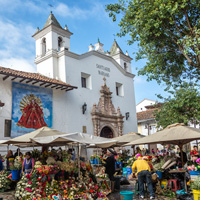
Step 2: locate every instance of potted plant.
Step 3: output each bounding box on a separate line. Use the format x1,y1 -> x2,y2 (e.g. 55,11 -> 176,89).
191,176 -> 200,200
94,154 -> 99,165
10,158 -> 22,180
90,155 -> 94,164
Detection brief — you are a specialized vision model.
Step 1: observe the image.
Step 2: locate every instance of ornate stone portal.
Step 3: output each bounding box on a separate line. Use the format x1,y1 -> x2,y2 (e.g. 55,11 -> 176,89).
92,78 -> 124,138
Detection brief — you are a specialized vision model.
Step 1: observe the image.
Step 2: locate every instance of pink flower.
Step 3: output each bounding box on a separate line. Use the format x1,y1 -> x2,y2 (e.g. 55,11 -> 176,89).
28,181 -> 32,184
25,188 -> 32,192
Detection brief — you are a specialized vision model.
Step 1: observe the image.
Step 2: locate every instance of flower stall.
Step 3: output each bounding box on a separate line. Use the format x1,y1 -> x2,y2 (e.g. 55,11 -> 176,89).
0,148 -> 110,200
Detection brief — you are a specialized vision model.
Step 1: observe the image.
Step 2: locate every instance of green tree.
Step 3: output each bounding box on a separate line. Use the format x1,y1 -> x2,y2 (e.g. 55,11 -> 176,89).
106,0 -> 200,87
155,83 -> 200,128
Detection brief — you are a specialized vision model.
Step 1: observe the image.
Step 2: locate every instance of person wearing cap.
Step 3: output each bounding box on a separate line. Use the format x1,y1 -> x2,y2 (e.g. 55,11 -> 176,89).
104,149 -> 116,181
132,154 -> 155,199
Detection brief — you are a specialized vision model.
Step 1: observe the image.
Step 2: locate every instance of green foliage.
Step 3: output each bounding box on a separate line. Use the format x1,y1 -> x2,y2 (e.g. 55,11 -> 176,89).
155,82 -> 200,128
162,189 -> 176,199
191,176 -> 200,190
106,0 -> 200,87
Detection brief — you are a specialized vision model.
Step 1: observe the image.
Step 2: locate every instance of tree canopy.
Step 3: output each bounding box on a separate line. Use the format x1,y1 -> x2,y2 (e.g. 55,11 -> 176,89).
154,83 -> 200,128
106,0 -> 200,87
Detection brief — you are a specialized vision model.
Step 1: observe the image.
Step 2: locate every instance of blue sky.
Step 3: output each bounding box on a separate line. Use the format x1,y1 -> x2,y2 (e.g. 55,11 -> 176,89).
0,0 -> 168,104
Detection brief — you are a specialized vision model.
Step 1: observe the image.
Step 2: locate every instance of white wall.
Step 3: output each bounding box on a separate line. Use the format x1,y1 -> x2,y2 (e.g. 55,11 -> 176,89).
136,99 -> 156,113
61,53 -> 138,135
0,78 -> 12,140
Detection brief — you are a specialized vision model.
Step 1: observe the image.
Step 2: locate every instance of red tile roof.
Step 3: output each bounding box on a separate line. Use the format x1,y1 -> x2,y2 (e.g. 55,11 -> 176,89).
137,108 -> 158,121
0,66 -> 77,91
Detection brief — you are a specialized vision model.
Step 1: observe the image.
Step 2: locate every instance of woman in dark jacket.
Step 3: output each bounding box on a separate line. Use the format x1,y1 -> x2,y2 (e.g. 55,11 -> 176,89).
105,149 -> 116,181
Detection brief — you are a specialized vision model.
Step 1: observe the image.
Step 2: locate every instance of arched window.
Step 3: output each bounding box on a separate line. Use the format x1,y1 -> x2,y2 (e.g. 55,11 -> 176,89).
124,62 -> 127,71
42,38 -> 46,56
58,37 -> 63,51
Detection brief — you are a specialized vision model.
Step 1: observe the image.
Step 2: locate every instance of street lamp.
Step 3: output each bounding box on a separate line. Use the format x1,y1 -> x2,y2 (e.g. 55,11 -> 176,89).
82,103 -> 87,114
125,112 -> 130,120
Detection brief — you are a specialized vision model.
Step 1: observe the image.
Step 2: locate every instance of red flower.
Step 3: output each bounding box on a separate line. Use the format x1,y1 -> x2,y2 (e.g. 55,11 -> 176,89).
26,174 -> 31,180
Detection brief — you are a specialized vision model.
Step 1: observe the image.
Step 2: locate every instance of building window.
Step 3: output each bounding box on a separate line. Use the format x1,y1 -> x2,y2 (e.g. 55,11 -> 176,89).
81,77 -> 86,88
58,36 -> 63,51
42,38 -> 46,56
4,119 -> 11,137
116,82 -> 124,96
81,72 -> 92,89
124,62 -> 127,71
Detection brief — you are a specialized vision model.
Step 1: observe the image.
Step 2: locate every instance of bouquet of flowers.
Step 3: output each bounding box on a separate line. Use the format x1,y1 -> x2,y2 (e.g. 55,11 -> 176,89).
96,167 -> 108,179
0,171 -> 12,192
10,156 -> 22,170
126,156 -> 136,167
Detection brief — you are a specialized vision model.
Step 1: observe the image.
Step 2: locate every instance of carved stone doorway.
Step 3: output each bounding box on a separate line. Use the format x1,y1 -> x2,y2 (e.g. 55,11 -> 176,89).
92,78 -> 124,137
100,126 -> 114,138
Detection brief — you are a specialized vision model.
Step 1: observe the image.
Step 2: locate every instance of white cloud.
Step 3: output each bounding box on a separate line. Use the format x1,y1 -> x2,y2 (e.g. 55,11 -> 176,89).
43,108 -> 50,118
0,19 -> 36,72
54,2 -> 107,21
0,58 -> 36,72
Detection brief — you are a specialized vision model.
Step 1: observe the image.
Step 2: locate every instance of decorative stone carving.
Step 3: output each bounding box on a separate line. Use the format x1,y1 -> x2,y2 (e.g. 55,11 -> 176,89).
92,78 -> 124,137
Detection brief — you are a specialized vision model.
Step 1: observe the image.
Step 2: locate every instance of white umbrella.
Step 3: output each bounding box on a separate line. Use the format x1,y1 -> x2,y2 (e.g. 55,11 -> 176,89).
31,132 -> 118,148
3,126 -> 66,145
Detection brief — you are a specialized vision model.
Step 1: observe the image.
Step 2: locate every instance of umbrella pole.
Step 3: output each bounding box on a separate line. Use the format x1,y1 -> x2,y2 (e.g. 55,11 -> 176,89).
78,144 -> 80,178
179,145 -> 184,167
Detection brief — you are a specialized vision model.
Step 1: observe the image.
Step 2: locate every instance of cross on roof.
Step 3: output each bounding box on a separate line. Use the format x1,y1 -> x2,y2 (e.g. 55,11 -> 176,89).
103,77 -> 106,85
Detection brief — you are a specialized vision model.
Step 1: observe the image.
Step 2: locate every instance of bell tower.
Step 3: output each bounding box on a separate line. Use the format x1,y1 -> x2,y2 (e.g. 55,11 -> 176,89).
32,12 -> 73,82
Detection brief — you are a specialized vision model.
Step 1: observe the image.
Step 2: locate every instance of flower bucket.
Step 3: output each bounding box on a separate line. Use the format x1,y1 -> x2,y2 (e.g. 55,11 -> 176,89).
11,169 -> 20,180
90,159 -> 94,164
156,171 -> 163,179
94,159 -> 98,164
193,189 -> 200,200
189,171 -> 200,175
120,191 -> 134,200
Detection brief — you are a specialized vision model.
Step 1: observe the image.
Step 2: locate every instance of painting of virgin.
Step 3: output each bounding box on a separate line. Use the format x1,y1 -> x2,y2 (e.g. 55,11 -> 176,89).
11,82 -> 53,137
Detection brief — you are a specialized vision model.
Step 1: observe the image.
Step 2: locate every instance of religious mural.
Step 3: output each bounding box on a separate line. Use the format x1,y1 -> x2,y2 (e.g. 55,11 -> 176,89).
11,82 -> 53,137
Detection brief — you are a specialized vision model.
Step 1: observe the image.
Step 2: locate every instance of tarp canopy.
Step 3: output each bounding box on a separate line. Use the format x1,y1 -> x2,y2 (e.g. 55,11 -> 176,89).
3,127 -> 66,145
114,132 -> 145,146
31,132 -> 118,148
125,123 -> 200,147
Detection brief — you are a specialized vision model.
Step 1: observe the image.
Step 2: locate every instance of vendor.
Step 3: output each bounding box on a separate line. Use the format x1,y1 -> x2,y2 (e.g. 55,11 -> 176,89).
132,155 -> 155,199
191,146 -> 199,162
104,149 -> 116,181
14,148 -> 23,158
6,150 -> 14,170
22,152 -> 35,175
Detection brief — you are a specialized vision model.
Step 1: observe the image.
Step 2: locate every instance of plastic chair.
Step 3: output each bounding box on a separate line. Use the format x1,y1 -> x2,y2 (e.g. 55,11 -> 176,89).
167,179 -> 181,192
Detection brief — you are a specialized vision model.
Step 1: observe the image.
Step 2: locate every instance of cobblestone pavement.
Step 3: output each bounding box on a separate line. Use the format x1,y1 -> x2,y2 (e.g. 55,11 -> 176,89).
108,180 -> 176,200
0,182 -> 177,200
0,190 -> 15,200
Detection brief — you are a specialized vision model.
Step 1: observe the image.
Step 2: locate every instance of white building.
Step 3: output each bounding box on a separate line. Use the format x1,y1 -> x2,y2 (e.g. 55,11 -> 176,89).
0,12 -> 138,148
136,99 -> 161,150
136,99 -> 157,113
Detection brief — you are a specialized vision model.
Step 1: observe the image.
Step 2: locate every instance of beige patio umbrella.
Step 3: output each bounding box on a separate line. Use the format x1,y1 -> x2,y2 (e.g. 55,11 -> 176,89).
114,132 -> 145,146
3,126 -> 66,145
124,123 -> 200,165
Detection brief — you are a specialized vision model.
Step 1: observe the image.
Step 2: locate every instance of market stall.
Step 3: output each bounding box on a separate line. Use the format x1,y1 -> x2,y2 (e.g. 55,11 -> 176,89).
124,123 -> 200,199
1,130 -> 118,199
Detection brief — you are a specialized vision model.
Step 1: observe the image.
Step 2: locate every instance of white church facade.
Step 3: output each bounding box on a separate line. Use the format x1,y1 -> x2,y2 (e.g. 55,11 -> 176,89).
0,12 -> 137,142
